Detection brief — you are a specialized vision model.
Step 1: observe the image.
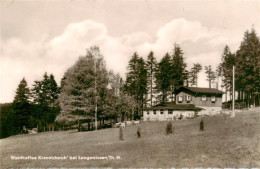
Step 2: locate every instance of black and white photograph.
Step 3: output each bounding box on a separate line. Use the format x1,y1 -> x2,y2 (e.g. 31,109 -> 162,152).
0,0 -> 260,168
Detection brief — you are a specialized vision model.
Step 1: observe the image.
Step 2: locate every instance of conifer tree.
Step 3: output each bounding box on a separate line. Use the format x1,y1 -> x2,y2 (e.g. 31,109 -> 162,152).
125,52 -> 147,119
171,44 -> 188,99
236,28 -> 260,106
155,53 -> 172,103
12,78 -> 31,132
145,51 -> 157,107
32,73 -> 60,131
219,45 -> 235,102
169,44 -> 188,101
189,63 -> 202,87
205,65 -> 216,88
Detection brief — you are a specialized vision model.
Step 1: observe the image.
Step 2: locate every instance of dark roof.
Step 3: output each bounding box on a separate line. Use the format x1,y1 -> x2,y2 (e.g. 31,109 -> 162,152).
144,102 -> 203,111
175,86 -> 223,96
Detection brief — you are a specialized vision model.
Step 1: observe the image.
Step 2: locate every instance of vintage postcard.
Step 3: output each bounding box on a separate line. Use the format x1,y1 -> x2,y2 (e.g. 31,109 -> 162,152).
0,0 -> 260,168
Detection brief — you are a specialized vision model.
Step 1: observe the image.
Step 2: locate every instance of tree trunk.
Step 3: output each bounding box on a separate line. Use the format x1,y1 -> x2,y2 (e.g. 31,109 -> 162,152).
78,119 -> 80,132
225,90 -> 227,103
151,74 -> 153,106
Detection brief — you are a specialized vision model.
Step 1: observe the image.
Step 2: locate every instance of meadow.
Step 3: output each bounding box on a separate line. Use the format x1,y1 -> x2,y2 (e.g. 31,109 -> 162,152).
0,109 -> 259,168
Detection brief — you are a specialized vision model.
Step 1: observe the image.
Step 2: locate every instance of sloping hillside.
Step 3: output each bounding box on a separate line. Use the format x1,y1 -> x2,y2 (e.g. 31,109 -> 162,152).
1,109 -> 259,168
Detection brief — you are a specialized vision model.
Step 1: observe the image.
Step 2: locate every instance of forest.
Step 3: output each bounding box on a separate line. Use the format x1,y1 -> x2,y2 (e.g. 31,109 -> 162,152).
0,28 -> 259,138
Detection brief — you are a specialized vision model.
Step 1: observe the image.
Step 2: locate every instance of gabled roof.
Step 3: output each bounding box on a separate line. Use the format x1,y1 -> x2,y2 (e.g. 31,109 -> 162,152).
175,86 -> 223,96
144,102 -> 203,111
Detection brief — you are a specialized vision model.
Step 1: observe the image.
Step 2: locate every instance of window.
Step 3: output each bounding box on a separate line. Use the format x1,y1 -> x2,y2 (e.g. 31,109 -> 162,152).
168,109 -> 173,115
160,109 -> 164,114
211,96 -> 216,103
187,95 -> 192,102
153,110 -> 156,115
178,96 -> 183,103
201,95 -> 207,101
147,111 -> 150,115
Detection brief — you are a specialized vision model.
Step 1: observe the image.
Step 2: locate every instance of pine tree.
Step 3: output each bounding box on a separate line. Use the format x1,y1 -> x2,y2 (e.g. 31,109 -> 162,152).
205,65 -> 216,88
125,52 -> 139,99
145,51 -> 157,107
32,73 -> 60,131
189,63 -> 202,87
236,28 -> 260,107
137,57 -> 148,111
220,45 -> 235,102
14,78 -> 31,103
155,53 -> 172,103
171,44 -> 188,95
125,52 -> 147,119
12,78 -> 31,132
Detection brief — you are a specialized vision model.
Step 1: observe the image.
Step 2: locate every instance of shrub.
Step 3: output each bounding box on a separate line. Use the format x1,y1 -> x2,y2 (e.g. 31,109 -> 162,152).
179,114 -> 183,120
137,126 -> 141,138
166,122 -> 173,135
200,119 -> 204,131
119,126 -> 124,141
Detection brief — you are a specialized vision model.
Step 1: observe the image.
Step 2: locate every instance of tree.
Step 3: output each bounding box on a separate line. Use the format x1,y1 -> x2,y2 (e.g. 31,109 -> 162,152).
12,78 -> 31,132
125,52 -> 140,98
171,44 -> 188,96
32,73 -> 60,131
155,53 -> 172,103
124,52 -> 147,119
204,65 -> 216,88
235,28 -> 260,107
56,46 -> 109,127
137,57 -> 148,110
189,63 -> 202,87
109,72 -> 138,121
145,51 -> 157,107
219,45 -> 235,102
0,103 -> 18,138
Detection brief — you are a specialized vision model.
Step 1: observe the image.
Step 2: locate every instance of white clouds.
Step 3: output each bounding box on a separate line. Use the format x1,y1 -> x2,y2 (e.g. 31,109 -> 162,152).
0,18 -> 250,102
157,18 -> 212,43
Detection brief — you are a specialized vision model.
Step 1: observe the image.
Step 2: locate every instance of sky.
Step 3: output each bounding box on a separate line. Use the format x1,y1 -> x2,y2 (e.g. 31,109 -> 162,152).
1,0 -> 260,103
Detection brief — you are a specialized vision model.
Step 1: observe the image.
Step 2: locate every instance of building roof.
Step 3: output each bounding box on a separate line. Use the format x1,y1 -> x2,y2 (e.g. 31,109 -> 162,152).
175,86 -> 223,96
144,102 -> 203,111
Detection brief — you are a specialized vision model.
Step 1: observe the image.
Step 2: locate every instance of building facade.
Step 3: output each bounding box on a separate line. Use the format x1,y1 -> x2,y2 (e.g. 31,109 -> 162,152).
143,87 -> 223,121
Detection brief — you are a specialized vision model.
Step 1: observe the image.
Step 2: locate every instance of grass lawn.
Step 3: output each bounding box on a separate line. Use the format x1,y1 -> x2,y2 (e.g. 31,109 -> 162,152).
1,109 -> 260,168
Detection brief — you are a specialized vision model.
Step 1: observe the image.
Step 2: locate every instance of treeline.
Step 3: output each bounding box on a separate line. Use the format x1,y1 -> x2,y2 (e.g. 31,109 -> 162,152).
0,74 -> 60,138
124,44 -> 189,112
219,28 -> 260,107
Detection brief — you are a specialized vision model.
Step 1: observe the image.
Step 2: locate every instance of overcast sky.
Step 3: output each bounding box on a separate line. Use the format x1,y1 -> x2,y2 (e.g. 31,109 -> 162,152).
1,0 -> 260,103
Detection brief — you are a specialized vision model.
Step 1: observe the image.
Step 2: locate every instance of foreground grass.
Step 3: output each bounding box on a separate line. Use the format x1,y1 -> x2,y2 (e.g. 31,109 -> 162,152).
0,110 -> 259,168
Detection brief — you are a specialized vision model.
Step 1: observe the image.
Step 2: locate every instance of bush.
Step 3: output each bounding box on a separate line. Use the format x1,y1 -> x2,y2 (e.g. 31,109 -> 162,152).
166,122 -> 173,135
200,119 -> 204,131
119,126 -> 123,141
179,114 -> 183,120
137,126 -> 141,138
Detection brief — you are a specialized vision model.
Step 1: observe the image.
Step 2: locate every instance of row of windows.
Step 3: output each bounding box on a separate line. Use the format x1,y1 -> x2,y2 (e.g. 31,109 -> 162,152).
177,95 -> 192,103
147,109 -> 173,115
201,96 -> 216,102
177,95 -> 217,103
